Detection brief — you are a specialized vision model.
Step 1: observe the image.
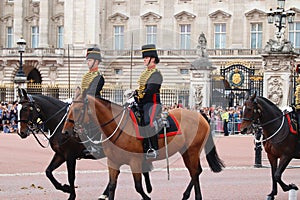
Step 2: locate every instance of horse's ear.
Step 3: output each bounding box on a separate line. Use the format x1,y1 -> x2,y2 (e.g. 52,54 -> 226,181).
82,90 -> 88,99
17,87 -> 23,98
21,88 -> 29,100
244,92 -> 250,100
250,91 -> 257,102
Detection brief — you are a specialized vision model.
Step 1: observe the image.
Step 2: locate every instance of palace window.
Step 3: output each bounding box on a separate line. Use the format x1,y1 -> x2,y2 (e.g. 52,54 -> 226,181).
214,23 -> 226,49
180,69 -> 189,75
31,26 -> 39,48
289,22 -> 300,48
57,26 -> 64,48
146,25 -> 157,44
7,27 -> 13,48
250,23 -> 262,49
114,69 -> 123,75
114,26 -> 124,50
180,24 -> 191,49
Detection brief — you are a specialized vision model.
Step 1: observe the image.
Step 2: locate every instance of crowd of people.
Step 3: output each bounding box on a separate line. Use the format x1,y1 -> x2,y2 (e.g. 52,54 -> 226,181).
0,101 -> 18,133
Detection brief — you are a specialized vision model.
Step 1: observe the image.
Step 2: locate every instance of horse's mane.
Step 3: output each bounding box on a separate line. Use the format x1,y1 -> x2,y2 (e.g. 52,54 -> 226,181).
88,95 -> 123,108
257,96 -> 281,112
33,94 -> 66,108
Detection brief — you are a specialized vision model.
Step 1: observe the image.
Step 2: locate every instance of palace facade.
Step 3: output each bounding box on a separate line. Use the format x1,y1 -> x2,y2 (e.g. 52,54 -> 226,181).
0,0 -> 299,108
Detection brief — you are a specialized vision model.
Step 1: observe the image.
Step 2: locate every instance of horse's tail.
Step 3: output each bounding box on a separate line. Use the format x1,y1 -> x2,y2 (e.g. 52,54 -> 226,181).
204,132 -> 225,173
200,112 -> 225,173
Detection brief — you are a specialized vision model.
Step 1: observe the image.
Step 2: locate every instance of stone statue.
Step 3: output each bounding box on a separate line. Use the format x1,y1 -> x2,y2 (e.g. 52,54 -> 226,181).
264,38 -> 294,53
196,32 -> 207,58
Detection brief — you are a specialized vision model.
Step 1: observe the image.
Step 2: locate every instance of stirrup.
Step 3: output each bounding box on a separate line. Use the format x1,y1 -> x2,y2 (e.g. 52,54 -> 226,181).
146,148 -> 158,159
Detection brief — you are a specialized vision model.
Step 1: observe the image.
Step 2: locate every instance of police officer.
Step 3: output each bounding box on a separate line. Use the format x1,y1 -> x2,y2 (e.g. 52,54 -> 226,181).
81,47 -> 105,158
136,44 -> 163,159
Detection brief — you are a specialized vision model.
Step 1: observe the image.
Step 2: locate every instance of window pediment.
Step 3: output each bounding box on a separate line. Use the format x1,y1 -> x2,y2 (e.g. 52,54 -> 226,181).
174,11 -> 196,22
0,14 -> 13,24
51,13 -> 64,25
209,10 -> 231,19
245,9 -> 266,19
25,14 -> 39,25
108,12 -> 129,23
141,11 -> 162,22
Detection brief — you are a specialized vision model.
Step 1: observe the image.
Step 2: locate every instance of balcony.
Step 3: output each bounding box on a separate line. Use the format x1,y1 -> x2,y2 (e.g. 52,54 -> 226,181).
0,47 -> 299,59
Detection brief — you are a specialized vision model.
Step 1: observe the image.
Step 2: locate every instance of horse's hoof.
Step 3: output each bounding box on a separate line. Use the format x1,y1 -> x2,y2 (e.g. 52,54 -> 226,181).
61,184 -> 71,193
289,183 -> 299,190
98,194 -> 108,200
68,193 -> 76,200
266,195 -> 274,200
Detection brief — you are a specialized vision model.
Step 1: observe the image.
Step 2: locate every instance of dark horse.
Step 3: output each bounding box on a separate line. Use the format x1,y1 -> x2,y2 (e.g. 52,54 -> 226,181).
16,88 -> 152,200
62,94 -> 225,200
240,92 -> 299,200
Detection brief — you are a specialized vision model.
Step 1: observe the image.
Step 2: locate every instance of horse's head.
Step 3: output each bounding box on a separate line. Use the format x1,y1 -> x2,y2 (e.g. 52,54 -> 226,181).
62,94 -> 96,136
17,88 -> 41,139
240,92 -> 261,134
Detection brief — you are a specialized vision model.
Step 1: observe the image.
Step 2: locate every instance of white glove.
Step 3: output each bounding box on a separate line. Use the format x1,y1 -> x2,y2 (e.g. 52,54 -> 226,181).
64,98 -> 73,104
126,97 -> 135,104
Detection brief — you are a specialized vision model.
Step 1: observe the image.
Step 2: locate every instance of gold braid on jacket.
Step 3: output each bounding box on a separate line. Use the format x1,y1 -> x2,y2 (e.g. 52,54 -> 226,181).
137,68 -> 157,99
295,77 -> 300,109
81,71 -> 100,94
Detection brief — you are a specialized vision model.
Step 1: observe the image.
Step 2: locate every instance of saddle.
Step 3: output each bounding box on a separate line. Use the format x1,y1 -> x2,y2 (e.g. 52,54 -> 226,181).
128,106 -> 182,140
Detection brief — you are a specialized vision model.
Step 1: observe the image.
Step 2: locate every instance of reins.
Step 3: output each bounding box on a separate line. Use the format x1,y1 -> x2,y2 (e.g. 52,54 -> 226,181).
256,113 -> 286,143
20,95 -> 70,148
71,98 -> 128,144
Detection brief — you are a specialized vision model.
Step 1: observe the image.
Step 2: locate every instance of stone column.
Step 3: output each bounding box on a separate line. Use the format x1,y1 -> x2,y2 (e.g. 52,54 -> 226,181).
190,58 -> 215,109
39,0 -> 49,48
64,0 -> 74,46
13,0 -> 24,44
261,39 -> 299,107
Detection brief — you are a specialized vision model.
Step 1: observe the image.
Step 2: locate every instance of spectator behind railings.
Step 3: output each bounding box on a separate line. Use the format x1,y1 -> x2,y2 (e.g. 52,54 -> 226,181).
177,100 -> 183,108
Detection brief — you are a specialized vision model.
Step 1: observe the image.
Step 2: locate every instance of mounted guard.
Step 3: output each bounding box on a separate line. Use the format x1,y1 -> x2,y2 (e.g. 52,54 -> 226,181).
133,44 -> 163,159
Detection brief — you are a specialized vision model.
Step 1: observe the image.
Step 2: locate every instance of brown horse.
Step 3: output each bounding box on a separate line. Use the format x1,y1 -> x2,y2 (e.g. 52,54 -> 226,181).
62,94 -> 225,200
240,92 -> 299,200
16,88 -> 152,200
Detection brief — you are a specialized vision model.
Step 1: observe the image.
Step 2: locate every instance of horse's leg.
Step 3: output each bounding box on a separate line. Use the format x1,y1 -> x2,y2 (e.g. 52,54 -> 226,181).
108,166 -> 120,200
132,172 -> 151,200
143,172 -> 152,193
275,156 -> 298,192
181,151 -> 203,200
66,156 -> 77,200
45,153 -> 71,193
182,181 -> 194,200
267,155 -> 278,200
98,183 -> 110,200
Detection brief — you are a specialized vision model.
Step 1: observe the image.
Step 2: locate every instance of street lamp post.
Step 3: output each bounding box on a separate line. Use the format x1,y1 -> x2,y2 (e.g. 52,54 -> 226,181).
266,0 -> 295,41
14,37 -> 27,84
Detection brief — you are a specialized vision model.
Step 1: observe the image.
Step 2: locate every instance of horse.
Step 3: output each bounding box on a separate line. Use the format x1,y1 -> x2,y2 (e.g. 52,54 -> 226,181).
16,88 -> 152,200
240,92 -> 299,200
62,94 -> 225,200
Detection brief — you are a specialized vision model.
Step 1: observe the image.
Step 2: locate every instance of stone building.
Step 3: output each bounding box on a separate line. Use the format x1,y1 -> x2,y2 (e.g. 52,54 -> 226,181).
0,0 -> 299,108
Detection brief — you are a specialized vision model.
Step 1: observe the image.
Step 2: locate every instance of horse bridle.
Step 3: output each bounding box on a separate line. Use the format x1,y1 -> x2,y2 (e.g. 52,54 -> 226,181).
242,98 -> 287,142
68,97 -> 128,144
241,99 -> 261,124
18,95 -> 69,147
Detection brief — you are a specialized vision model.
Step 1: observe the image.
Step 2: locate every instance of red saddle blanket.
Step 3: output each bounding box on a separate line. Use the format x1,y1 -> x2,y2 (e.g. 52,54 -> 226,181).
285,113 -> 297,135
129,109 -> 182,140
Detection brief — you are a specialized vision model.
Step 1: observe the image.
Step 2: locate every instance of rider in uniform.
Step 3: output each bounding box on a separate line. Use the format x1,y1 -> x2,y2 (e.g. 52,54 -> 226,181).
80,47 -> 105,158
81,47 -> 105,97
294,76 -> 300,131
136,44 -> 163,159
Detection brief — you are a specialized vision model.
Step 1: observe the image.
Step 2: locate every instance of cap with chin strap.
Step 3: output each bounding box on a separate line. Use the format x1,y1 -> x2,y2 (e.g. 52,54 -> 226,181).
86,47 -> 102,61
141,44 -> 160,64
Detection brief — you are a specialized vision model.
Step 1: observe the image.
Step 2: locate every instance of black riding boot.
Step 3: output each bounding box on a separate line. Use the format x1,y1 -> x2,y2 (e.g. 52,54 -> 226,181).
143,127 -> 159,159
